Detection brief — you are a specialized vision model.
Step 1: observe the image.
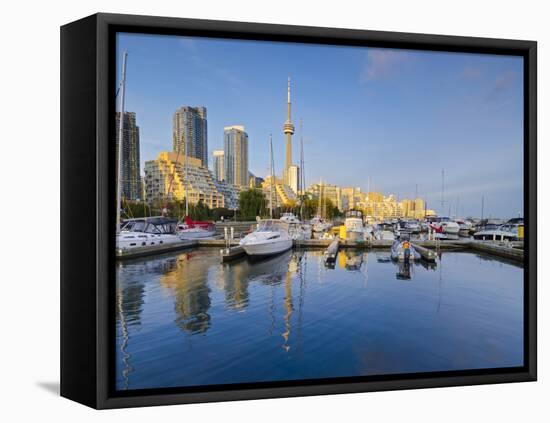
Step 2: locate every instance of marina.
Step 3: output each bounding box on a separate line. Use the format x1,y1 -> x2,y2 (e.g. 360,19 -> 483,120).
116,247 -> 524,391
110,37 -> 527,395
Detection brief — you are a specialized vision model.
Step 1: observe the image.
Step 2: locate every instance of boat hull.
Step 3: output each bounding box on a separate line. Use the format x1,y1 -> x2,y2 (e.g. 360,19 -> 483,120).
241,239 -> 293,256
178,229 -> 216,240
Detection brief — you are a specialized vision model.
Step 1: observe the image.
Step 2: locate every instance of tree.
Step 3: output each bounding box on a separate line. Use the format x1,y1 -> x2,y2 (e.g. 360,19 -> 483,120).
239,188 -> 266,220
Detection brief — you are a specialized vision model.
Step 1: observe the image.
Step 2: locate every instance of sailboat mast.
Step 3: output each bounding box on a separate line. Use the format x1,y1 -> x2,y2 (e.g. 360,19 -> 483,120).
185,135 -> 189,217
299,118 -> 306,220
270,134 -> 274,219
116,51 -> 128,234
440,169 -> 445,215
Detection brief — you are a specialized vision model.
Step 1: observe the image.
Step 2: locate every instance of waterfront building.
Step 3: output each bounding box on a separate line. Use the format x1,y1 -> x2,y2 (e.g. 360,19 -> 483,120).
173,106 -> 208,166
307,182 -> 343,211
212,178 -> 242,210
282,77 -> 295,186
248,172 -> 264,189
144,151 -> 224,209
212,150 -> 225,181
341,187 -> 366,211
288,165 -> 300,194
399,198 -> 427,219
224,125 -> 249,187
261,175 -> 297,209
116,111 -> 142,201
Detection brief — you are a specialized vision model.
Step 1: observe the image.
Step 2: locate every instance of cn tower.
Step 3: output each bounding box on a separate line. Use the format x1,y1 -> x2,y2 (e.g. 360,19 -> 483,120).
283,77 -> 295,185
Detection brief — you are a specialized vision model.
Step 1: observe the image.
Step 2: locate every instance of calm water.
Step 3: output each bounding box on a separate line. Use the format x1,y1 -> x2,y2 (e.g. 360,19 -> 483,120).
115,248 -> 523,391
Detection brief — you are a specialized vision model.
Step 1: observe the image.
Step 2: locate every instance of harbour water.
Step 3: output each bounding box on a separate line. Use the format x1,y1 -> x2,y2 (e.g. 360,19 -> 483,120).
116,248 -> 523,391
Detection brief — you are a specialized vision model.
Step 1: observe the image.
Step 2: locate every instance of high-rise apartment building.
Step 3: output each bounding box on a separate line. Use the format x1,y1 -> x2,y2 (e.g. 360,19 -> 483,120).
172,106 -> 208,166
115,111 -> 141,200
224,125 -> 249,187
288,165 -> 300,194
144,152 -> 224,209
212,150 -> 225,181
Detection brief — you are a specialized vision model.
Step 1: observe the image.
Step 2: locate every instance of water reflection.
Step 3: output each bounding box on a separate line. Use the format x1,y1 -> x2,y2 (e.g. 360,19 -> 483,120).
159,252 -> 212,334
116,248 -> 524,390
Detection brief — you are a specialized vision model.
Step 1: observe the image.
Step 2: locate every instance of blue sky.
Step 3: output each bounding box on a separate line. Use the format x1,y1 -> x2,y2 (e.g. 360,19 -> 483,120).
117,33 -> 524,218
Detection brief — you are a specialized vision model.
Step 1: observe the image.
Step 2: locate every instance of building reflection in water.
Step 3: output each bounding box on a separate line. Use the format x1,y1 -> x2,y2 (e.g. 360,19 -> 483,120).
116,257 -> 177,389
159,251 -> 212,334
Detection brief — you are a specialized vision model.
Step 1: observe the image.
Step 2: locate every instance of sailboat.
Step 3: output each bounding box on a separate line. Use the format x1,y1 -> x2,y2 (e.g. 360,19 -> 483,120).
310,179 -> 332,233
115,52 -> 181,251
240,135 -> 293,257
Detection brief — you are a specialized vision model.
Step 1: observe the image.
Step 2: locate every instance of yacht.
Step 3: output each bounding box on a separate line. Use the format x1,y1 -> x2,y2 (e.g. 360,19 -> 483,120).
177,216 -> 216,239
344,210 -> 366,241
117,217 -> 181,251
239,219 -> 293,257
427,216 -> 460,235
473,218 -> 524,241
310,215 -> 332,233
403,219 -> 421,234
454,218 -> 472,235
374,222 -> 396,241
280,212 -> 312,240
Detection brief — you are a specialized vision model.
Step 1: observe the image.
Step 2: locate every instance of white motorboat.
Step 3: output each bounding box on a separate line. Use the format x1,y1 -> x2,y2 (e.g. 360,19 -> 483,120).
344,210 -> 366,241
239,219 -> 293,257
310,215 -> 332,233
280,212 -> 312,240
177,216 -> 216,239
473,218 -> 523,241
403,219 -> 421,234
374,222 -> 396,241
117,217 -> 181,251
454,218 -> 473,235
427,216 -> 460,235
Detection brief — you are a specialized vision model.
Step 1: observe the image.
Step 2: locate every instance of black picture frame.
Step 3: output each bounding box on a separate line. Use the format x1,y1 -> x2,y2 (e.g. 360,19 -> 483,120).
60,12 -> 537,409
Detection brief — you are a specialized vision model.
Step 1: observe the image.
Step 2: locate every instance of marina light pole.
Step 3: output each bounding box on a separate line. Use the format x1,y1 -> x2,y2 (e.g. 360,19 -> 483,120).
116,51 -> 128,234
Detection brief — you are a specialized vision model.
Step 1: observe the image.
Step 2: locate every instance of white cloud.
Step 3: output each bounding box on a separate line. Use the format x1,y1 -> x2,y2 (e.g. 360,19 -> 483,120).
360,49 -> 409,83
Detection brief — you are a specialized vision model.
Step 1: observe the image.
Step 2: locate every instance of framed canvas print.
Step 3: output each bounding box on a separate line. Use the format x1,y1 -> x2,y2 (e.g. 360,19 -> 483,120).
60,13 -> 537,409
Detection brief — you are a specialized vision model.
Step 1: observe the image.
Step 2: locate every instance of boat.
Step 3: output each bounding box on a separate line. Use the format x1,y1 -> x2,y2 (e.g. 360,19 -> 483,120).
239,219 -> 293,257
344,209 -> 366,241
310,215 -> 332,233
473,217 -> 524,241
116,217 -> 182,251
403,219 -> 421,234
320,231 -> 335,240
454,218 -> 472,236
427,216 -> 460,235
177,216 -> 216,239
374,226 -> 395,241
280,213 -> 312,241
280,212 -> 300,224
391,238 -> 421,262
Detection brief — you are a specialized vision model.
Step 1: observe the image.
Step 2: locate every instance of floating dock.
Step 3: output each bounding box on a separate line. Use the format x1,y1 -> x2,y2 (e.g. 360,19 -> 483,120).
115,231 -> 524,264
411,243 -> 438,262
468,240 -> 524,262
220,246 -> 246,262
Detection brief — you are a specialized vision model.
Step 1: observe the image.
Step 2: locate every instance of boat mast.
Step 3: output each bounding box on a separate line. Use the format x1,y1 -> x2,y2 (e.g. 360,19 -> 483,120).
185,134 -> 189,217
116,51 -> 128,234
270,134 -> 274,219
317,177 -> 322,218
440,169 -> 444,214
299,118 -> 305,220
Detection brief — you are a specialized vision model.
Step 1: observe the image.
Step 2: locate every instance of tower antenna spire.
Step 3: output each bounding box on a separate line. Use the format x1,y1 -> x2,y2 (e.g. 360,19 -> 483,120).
283,76 -> 295,185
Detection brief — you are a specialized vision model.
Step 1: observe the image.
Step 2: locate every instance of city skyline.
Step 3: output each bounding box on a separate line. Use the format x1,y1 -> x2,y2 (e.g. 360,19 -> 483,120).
117,33 -> 524,217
